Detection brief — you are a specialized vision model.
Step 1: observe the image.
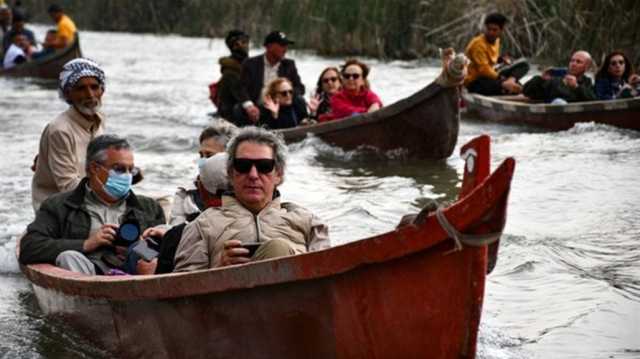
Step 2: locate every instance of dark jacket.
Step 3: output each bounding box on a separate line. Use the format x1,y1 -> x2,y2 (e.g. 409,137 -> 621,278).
594,76 -> 628,100
258,96 -> 309,129
523,74 -> 596,103
240,55 -> 305,104
217,55 -> 245,120
20,178 -> 166,266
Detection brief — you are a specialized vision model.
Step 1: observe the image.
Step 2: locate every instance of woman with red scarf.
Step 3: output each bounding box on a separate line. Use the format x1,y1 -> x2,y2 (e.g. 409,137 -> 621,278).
319,59 -> 382,122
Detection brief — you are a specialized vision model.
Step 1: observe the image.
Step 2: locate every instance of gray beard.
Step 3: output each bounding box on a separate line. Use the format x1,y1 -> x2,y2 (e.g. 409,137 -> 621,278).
75,100 -> 102,116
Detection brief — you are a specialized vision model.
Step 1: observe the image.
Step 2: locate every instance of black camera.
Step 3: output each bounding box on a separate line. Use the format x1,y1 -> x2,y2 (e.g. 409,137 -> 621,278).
114,218 -> 140,247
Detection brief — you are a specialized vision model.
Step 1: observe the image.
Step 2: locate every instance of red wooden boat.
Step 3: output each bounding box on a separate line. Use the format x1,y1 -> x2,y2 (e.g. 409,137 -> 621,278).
278,82 -> 460,159
19,135 -> 515,358
0,35 -> 81,79
462,91 -> 640,131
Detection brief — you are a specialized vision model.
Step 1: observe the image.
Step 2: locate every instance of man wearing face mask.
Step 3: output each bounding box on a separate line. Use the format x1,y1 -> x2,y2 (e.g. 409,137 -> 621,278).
20,135 -> 166,275
31,58 -> 106,212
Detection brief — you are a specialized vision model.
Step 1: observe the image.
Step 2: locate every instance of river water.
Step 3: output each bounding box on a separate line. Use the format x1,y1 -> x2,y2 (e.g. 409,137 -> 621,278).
1,27 -> 639,359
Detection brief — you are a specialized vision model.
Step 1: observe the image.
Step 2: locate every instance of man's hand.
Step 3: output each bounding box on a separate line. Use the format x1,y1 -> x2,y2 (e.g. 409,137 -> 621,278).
136,258 -> 158,275
501,77 -> 522,94
142,226 -> 167,240
83,224 -> 119,253
245,105 -> 260,123
563,75 -> 578,88
217,240 -> 251,267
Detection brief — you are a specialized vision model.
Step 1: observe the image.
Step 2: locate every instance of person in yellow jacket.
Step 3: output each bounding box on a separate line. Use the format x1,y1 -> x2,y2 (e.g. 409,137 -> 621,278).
47,3 -> 76,48
464,13 -> 529,96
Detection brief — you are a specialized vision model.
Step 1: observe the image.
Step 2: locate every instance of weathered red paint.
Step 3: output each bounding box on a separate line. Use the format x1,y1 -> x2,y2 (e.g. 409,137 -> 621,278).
0,35 -> 81,79
19,136 -> 515,359
278,83 -> 460,159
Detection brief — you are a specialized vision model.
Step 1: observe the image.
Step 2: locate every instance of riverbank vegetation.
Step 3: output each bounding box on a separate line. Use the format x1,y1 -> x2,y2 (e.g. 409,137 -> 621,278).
22,0 -> 640,66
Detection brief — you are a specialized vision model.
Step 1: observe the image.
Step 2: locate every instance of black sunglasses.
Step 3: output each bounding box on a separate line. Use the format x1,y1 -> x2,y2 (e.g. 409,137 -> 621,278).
277,90 -> 293,97
343,73 -> 361,80
233,158 -> 276,174
322,76 -> 339,84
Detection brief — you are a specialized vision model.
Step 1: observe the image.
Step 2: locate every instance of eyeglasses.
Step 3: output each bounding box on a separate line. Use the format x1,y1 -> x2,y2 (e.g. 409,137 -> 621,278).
277,90 -> 293,97
233,158 -> 276,174
98,163 -> 135,175
322,76 -> 339,84
343,73 -> 361,80
610,60 -> 625,66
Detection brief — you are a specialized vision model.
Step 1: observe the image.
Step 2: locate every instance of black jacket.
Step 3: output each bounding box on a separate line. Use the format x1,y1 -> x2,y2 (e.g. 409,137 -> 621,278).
258,96 -> 309,129
20,178 -> 166,266
217,55 -> 245,120
240,55 -> 305,104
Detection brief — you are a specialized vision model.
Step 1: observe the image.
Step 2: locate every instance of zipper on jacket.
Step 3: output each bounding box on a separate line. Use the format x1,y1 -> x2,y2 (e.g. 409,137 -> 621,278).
254,214 -> 261,243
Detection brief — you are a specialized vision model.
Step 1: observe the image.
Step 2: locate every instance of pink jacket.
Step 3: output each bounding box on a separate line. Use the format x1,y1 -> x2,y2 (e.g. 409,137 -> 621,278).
319,89 -> 382,122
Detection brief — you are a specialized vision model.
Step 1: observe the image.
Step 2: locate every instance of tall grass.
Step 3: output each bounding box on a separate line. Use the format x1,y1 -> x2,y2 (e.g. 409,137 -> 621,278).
20,0 -> 640,67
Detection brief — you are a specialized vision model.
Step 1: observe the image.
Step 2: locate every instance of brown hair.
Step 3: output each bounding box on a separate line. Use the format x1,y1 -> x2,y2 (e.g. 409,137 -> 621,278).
596,50 -> 633,82
341,58 -> 371,90
315,67 -> 342,96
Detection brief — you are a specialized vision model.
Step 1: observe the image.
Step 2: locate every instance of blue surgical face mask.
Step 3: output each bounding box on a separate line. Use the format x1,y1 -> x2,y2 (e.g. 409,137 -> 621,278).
103,170 -> 132,199
197,157 -> 207,170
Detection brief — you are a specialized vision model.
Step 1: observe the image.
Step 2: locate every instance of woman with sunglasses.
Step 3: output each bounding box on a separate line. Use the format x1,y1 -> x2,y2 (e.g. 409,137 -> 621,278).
595,51 -> 640,100
319,59 -> 382,122
308,67 -> 342,120
258,77 -> 309,129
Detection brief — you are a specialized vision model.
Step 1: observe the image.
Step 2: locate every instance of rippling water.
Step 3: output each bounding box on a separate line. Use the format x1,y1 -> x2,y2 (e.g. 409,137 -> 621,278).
1,26 -> 639,358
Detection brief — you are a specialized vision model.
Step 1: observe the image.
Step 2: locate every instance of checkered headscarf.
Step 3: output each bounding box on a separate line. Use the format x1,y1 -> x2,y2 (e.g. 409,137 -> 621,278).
59,58 -> 105,102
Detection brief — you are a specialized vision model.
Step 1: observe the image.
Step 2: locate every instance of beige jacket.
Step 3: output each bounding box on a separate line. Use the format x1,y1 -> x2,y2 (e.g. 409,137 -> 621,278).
173,196 -> 329,272
31,107 -> 105,211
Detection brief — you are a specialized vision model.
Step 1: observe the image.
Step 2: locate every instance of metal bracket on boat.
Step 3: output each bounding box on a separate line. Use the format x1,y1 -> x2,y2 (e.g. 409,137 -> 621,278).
436,208 -> 502,254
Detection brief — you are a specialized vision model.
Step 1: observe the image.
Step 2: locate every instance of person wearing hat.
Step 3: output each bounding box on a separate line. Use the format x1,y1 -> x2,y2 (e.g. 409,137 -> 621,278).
31,58 -> 106,212
47,3 -> 76,48
1,8 -> 35,53
238,31 -> 305,124
215,29 -> 250,123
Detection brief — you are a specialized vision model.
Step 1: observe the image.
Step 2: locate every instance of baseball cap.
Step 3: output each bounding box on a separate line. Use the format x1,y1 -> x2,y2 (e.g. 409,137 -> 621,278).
263,31 -> 294,46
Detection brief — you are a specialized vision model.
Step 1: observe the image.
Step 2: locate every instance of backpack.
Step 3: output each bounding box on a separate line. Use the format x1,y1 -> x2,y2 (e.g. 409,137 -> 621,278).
208,80 -> 220,107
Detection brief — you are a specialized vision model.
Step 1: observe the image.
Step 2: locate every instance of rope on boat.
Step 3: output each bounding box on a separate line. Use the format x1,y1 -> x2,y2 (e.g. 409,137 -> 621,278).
435,207 -> 502,254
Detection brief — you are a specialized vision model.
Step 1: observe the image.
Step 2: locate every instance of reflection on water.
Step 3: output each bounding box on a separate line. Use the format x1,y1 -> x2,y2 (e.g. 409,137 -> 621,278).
1,26 -> 639,358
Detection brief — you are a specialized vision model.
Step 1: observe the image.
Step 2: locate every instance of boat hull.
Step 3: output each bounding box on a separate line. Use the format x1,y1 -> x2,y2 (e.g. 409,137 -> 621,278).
463,92 -> 640,131
278,83 -> 460,159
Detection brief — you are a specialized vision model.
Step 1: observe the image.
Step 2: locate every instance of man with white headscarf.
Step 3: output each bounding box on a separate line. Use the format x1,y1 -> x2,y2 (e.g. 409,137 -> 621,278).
31,58 -> 106,212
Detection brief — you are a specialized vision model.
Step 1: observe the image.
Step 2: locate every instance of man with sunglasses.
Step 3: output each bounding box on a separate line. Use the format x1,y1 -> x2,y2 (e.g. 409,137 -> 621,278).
20,135 -> 166,275
174,126 -> 328,271
238,31 -> 305,125
31,58 -> 107,212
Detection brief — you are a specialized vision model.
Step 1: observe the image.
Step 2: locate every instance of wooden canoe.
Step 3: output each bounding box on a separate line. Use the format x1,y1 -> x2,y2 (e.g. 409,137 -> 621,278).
19,135 -> 514,359
462,91 -> 640,131
0,35 -> 82,79
277,82 -> 460,159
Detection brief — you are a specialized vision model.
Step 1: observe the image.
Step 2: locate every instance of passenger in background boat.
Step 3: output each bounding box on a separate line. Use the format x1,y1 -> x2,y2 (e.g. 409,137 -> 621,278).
523,50 -> 597,104
169,123 -> 237,226
258,77 -> 309,129
319,59 -> 382,122
174,126 -> 329,271
216,30 -> 250,122
47,3 -> 76,48
1,9 -> 35,53
238,31 -> 305,125
0,3 -> 11,36
2,32 -> 30,68
308,66 -> 342,120
20,135 -> 166,276
464,13 -> 528,96
594,51 -> 640,100
31,58 -> 106,212
31,29 -> 57,60
133,153 -> 230,275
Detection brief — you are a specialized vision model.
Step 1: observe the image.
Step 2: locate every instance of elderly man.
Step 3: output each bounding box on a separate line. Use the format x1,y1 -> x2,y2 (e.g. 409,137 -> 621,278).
20,135 -> 166,275
31,58 -> 106,212
464,13 -> 528,95
174,126 -> 328,271
238,31 -> 305,124
523,50 -> 597,103
47,3 -> 76,48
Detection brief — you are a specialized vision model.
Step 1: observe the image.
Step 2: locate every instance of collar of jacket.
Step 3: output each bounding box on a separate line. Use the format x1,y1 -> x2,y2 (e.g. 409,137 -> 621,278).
220,190 -> 282,214
64,177 -> 143,211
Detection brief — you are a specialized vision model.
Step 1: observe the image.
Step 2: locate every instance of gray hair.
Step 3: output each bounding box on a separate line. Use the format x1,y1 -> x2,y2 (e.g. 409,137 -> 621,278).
199,121 -> 238,148
85,134 -> 132,172
226,126 -> 287,181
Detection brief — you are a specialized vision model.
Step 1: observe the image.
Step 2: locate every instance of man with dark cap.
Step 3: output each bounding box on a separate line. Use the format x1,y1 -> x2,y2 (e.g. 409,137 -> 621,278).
31,58 -> 106,211
238,31 -> 305,124
215,29 -> 250,123
47,3 -> 76,48
1,8 -> 35,53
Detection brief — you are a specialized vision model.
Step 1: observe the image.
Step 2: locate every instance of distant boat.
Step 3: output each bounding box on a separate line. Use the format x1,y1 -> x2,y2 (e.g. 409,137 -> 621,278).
0,35 -> 81,79
462,91 -> 640,131
279,82 -> 460,159
18,135 -> 514,359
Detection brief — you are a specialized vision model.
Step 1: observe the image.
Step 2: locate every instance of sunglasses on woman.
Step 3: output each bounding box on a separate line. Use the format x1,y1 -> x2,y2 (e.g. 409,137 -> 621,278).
277,89 -> 293,97
610,60 -> 625,66
233,158 -> 276,174
343,73 -> 361,80
322,76 -> 339,84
